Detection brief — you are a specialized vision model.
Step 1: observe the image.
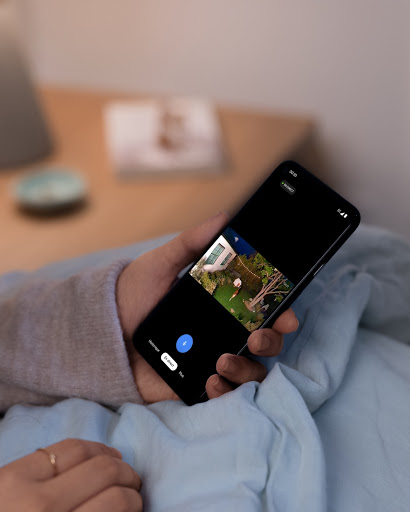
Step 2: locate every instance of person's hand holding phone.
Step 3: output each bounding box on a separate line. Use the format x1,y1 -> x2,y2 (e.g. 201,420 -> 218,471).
117,212 -> 299,404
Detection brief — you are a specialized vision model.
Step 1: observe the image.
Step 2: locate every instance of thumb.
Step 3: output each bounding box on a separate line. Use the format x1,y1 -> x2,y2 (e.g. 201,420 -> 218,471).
117,212 -> 229,342
159,211 -> 229,276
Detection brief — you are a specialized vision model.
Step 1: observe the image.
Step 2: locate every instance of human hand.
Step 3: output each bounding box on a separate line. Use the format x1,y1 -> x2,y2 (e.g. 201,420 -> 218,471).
0,439 -> 142,511
116,212 -> 299,403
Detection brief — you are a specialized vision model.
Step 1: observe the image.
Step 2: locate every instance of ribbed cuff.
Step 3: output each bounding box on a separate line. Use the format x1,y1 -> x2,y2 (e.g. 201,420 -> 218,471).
77,259 -> 144,407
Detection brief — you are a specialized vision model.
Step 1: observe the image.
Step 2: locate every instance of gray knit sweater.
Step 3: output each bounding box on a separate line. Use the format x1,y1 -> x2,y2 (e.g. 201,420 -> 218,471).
0,260 -> 143,412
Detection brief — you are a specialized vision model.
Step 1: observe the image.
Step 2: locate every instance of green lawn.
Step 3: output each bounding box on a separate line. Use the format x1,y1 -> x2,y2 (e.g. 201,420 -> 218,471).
213,284 -> 259,325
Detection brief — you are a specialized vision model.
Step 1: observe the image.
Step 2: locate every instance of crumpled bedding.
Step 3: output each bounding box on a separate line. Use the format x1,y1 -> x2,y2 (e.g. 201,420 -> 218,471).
1,224 -> 409,511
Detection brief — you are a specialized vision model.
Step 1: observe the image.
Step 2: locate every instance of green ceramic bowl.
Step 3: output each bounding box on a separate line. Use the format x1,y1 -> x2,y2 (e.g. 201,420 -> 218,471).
12,168 -> 87,213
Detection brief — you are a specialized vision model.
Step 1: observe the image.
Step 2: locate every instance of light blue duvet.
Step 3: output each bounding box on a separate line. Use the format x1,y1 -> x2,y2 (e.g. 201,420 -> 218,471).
1,225 -> 409,511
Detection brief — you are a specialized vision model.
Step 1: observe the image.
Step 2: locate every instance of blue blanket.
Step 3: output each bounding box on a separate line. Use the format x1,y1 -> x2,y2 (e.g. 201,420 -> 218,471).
1,225 -> 410,511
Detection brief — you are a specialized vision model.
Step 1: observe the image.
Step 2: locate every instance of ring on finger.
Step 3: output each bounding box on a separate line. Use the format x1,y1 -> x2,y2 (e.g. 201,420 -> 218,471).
36,448 -> 58,477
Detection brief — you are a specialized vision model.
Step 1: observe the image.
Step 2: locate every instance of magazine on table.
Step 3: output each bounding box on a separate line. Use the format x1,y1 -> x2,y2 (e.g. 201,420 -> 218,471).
104,97 -> 227,178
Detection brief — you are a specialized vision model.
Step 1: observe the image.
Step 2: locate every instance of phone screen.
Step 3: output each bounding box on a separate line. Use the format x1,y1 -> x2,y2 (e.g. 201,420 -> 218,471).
133,161 -> 360,405
189,225 -> 295,333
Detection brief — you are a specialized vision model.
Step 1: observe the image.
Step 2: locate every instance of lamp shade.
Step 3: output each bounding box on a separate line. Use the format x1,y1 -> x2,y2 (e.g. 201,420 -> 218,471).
0,2 -> 52,168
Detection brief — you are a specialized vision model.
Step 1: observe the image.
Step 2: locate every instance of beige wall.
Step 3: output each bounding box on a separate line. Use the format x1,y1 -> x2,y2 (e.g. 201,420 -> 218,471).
13,0 -> 410,239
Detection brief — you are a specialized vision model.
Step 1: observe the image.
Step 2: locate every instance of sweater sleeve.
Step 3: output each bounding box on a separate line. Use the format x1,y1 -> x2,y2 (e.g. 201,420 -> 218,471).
0,260 -> 143,412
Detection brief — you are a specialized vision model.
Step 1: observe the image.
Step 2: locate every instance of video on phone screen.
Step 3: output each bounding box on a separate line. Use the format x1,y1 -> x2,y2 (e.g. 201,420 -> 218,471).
189,227 -> 295,332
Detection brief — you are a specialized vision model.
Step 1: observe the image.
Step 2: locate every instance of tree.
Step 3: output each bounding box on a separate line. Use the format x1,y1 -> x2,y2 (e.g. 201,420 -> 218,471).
190,258 -> 205,282
245,254 -> 291,310
200,271 -> 217,295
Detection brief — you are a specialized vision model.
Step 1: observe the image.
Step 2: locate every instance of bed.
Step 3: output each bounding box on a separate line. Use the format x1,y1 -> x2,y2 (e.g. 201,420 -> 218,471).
1,224 -> 409,511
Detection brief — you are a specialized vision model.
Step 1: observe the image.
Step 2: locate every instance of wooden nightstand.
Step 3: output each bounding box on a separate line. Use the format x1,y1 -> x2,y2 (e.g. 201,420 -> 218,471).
0,86 -> 315,273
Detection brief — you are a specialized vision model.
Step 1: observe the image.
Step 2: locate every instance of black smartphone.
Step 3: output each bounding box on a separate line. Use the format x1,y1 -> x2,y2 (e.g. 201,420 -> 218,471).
132,161 -> 360,405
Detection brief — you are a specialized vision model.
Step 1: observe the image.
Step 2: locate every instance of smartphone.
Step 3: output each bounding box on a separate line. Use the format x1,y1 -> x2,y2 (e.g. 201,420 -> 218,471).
132,161 -> 360,405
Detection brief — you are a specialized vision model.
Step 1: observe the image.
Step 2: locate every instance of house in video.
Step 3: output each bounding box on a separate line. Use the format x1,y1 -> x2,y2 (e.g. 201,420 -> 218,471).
190,226 -> 295,332
200,235 -> 236,272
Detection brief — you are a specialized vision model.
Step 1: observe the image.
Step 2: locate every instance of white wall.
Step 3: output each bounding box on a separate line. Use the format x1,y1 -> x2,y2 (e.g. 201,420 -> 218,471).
201,235 -> 236,272
13,0 -> 410,239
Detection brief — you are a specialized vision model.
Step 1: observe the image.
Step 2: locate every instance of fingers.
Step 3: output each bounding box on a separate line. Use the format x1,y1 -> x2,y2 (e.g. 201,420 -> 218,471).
272,308 -> 299,333
217,354 -> 267,384
247,328 -> 283,357
162,211 -> 229,275
206,374 -> 233,399
5,439 -> 142,512
247,308 -> 298,356
207,309 -> 300,399
12,439 -> 122,481
206,354 -> 268,399
48,453 -> 141,512
75,486 -> 143,512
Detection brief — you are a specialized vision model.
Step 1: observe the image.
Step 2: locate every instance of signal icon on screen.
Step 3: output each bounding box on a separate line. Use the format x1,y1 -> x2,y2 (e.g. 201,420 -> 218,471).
337,209 -> 348,218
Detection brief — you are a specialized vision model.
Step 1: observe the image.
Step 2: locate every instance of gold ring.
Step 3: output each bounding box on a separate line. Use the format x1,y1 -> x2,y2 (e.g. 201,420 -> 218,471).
37,448 -> 58,477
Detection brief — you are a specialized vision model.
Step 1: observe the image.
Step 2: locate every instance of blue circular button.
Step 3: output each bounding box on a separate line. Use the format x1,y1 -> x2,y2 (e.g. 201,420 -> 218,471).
176,334 -> 193,353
